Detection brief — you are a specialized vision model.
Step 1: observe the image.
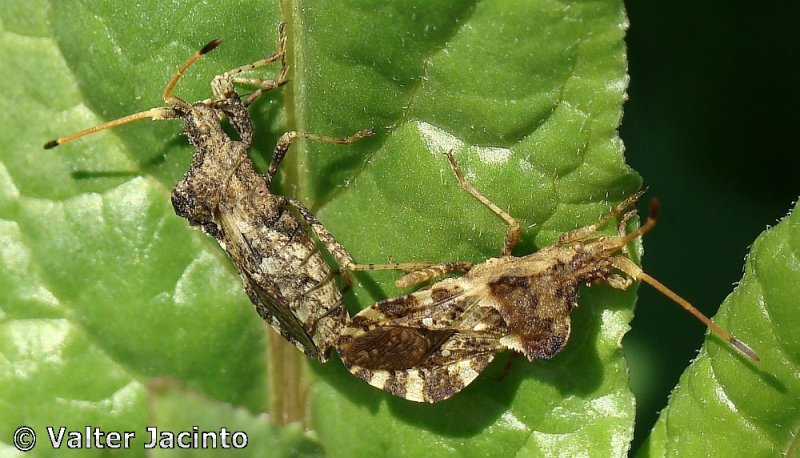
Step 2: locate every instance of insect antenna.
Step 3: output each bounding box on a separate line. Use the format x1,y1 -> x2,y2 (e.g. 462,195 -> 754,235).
43,38 -> 223,149
163,38 -> 222,102
621,199 -> 760,361
639,271 -> 759,361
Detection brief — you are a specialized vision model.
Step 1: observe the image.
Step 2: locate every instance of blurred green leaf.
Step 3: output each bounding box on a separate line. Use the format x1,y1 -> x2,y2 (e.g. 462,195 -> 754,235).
2,1 -> 637,456
639,202 -> 800,457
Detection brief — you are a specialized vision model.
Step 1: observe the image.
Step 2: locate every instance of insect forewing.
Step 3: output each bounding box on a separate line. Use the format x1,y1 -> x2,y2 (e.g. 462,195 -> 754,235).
337,279 -> 508,402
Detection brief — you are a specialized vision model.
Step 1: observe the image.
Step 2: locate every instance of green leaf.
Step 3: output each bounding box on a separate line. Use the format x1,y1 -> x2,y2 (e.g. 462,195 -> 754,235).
145,381 -> 322,457
639,201 -> 800,457
2,1 -> 636,456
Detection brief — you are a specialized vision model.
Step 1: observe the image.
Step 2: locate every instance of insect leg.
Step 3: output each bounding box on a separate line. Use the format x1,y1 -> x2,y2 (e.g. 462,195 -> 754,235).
266,129 -> 374,184
286,198 -> 471,286
443,152 -> 521,257
214,95 -> 254,146
605,273 -> 633,290
618,207 -> 638,235
492,353 -> 523,382
343,258 -> 474,287
554,188 -> 646,246
224,23 -> 288,106
616,207 -> 639,255
284,197 -> 410,272
348,261 -> 473,288
392,262 -> 474,288
285,197 -> 359,270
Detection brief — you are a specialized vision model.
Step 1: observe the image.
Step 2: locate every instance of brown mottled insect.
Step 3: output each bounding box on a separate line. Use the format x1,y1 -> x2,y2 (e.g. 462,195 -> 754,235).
44,25 -> 373,362
337,152 -> 758,402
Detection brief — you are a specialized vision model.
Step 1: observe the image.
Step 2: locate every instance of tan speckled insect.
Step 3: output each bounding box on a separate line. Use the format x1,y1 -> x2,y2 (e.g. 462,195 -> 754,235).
336,152 -> 758,402
45,25 -> 372,362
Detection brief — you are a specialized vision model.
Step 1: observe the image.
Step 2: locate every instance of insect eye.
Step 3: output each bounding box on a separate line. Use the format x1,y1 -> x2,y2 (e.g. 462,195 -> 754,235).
572,242 -> 583,252
198,124 -> 211,136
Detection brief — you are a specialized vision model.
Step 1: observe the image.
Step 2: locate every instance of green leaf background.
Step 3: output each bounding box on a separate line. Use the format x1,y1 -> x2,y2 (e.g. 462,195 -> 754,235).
622,2 -> 800,452
1,1 -> 797,457
641,202 -> 800,456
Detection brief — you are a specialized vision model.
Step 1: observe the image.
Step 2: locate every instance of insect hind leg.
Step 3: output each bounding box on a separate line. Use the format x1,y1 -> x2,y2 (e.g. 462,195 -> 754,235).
392,261 -> 474,288
287,198 -> 472,287
286,197 -> 363,272
443,151 -> 521,257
